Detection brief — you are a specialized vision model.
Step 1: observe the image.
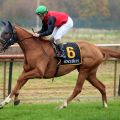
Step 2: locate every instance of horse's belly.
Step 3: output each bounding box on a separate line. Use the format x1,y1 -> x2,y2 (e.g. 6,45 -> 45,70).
43,65 -> 77,79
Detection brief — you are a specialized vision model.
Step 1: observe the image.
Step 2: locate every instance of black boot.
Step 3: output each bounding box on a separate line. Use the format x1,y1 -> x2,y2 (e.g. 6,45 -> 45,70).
56,44 -> 66,59
50,38 -> 66,58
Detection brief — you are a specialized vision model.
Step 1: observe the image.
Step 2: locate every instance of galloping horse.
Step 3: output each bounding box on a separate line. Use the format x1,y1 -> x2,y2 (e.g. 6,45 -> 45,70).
0,21 -> 120,109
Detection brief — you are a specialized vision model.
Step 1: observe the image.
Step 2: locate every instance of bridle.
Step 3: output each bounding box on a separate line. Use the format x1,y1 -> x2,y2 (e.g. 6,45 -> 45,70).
18,36 -> 34,43
1,27 -> 18,51
1,26 -> 33,50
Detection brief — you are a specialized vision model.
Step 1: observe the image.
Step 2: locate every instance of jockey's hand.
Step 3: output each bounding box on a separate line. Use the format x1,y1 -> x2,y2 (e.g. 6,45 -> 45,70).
33,33 -> 40,37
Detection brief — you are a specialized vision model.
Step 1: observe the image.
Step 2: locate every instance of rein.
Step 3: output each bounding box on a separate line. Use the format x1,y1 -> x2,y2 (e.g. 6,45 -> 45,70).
18,36 -> 34,43
37,38 -> 50,58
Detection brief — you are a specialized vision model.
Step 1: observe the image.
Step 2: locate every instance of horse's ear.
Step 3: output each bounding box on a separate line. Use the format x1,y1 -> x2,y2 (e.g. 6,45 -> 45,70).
1,21 -> 6,26
7,21 -> 12,28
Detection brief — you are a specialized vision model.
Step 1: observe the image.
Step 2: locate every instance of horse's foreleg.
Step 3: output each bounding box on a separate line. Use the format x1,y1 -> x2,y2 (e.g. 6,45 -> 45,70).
13,61 -> 48,105
0,69 -> 40,108
0,74 -> 27,108
13,69 -> 41,105
60,70 -> 88,109
13,78 -> 28,105
0,94 -> 11,108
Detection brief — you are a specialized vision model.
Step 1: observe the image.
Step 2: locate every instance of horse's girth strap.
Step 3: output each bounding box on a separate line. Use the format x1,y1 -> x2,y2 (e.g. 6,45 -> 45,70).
52,60 -> 61,81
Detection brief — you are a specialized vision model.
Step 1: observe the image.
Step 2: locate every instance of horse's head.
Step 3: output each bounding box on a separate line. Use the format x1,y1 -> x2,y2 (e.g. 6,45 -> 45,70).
0,21 -> 18,52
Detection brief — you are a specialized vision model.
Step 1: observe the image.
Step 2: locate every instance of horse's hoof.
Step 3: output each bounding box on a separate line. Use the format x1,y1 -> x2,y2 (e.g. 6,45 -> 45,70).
59,105 -> 67,109
14,100 -> 20,106
59,101 -> 67,109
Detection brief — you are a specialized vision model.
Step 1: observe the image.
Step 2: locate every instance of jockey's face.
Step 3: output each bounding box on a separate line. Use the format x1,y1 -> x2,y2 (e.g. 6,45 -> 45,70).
38,13 -> 46,20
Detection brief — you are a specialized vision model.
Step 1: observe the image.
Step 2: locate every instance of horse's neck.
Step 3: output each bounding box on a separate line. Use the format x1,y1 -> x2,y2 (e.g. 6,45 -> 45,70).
15,26 -> 32,52
15,26 -> 32,41
15,26 -> 51,55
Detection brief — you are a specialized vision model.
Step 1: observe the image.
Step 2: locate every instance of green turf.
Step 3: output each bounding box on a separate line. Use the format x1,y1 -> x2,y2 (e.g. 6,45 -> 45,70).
0,100 -> 120,120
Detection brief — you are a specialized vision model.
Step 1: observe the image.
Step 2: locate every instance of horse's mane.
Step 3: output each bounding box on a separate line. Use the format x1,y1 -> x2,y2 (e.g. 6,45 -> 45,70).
14,24 -> 33,36
14,24 -> 51,44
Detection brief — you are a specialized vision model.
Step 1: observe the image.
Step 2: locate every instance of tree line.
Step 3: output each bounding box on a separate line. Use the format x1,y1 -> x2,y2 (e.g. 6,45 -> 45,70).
0,0 -> 120,29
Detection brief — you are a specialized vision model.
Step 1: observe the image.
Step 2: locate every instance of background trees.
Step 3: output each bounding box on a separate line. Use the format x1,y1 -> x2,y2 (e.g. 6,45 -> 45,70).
0,0 -> 120,29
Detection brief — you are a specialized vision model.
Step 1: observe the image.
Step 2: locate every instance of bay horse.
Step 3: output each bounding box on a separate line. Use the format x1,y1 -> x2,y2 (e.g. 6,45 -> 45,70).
0,21 -> 120,109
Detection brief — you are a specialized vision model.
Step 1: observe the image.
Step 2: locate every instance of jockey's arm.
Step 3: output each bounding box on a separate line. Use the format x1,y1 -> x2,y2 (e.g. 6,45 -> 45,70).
38,21 -> 47,33
38,16 -> 56,36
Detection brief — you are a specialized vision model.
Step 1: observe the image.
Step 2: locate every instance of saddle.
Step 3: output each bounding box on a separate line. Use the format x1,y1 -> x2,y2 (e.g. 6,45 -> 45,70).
50,41 -> 82,79
51,42 -> 82,65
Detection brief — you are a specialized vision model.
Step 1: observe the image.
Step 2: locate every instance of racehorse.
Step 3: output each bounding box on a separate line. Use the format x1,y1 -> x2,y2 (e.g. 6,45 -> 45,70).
0,21 -> 120,109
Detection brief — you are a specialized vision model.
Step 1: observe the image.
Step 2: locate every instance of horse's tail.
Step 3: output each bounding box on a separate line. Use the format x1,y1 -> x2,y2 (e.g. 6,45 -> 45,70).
99,47 -> 120,60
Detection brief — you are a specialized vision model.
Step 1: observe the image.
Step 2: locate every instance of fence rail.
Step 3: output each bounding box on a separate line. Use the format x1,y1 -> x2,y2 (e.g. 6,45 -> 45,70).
0,44 -> 120,102
0,54 -> 120,103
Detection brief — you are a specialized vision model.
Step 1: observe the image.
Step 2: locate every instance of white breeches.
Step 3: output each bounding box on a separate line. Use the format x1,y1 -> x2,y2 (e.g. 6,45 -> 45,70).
51,17 -> 73,43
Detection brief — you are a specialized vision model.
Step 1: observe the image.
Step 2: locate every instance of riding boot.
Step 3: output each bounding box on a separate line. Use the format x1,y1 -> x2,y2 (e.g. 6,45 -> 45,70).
50,38 -> 66,58
54,39 -> 66,58
57,44 -> 66,58
50,37 -> 58,54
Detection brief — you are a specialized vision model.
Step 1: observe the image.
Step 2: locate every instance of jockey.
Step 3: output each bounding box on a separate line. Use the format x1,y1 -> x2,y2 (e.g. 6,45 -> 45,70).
33,5 -> 73,58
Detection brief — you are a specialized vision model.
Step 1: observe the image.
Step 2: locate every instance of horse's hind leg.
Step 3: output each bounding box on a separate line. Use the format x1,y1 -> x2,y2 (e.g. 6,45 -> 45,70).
60,70 -> 88,109
87,72 -> 108,108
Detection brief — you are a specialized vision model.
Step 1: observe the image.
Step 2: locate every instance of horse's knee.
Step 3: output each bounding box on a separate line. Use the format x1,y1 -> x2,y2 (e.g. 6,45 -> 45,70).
12,89 -> 19,95
17,78 -> 23,84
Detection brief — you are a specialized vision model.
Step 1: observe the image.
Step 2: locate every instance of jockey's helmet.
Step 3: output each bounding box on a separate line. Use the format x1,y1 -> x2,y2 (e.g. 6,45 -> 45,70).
35,5 -> 48,15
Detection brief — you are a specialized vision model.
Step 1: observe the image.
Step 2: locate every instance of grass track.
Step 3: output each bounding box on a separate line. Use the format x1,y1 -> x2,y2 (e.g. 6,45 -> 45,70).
0,100 -> 120,120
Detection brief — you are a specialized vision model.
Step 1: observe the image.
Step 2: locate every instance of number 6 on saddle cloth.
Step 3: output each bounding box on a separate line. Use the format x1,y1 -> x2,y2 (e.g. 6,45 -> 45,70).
53,42 -> 82,65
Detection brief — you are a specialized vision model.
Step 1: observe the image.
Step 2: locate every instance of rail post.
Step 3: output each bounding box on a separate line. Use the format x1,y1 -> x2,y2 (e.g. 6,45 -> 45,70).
3,61 -> 7,99
118,75 -> 120,96
8,59 -> 14,95
113,60 -> 117,97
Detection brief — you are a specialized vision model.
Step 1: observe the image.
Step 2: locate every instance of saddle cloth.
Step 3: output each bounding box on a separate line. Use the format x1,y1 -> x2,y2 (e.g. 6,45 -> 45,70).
58,42 -> 82,65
